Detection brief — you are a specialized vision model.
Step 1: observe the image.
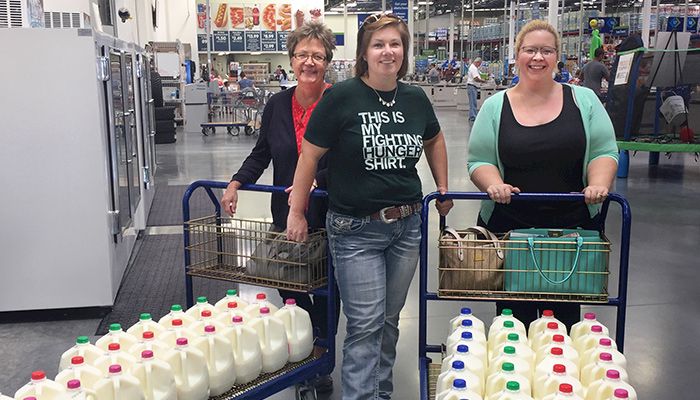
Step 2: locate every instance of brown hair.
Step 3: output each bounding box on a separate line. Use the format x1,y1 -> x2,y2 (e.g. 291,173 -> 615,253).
355,14 -> 410,79
286,20 -> 336,63
514,20 -> 560,55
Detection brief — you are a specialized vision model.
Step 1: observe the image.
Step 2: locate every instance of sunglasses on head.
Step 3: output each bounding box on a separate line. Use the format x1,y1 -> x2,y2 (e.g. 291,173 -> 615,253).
359,12 -> 405,31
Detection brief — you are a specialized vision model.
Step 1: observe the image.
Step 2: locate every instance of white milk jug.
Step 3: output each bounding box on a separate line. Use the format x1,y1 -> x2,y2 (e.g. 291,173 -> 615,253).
489,309 -> 527,339
488,346 -> 532,381
609,388 -> 635,400
436,360 -> 483,396
158,304 -> 195,329
536,334 -> 579,366
535,347 -> 579,383
574,326 -> 616,355
531,322 -> 569,353
59,336 -> 103,372
215,301 -> 251,328
64,379 -> 97,400
585,370 -> 637,400
541,383 -> 583,400
436,378 -> 484,400
159,319 -> 196,348
191,325 -> 236,396
54,356 -> 102,391
188,309 -> 227,337
130,350 -> 177,400
580,338 -> 626,370
580,353 -> 628,387
244,292 -> 280,316
127,313 -> 166,338
95,323 -> 138,353
490,332 -> 534,368
445,331 -> 488,368
488,320 -> 528,352
249,307 -> 289,373
185,296 -> 218,319
215,289 -> 249,313
224,315 -> 263,385
489,381 -> 534,400
450,307 -> 486,334
528,310 -> 565,343
276,298 -> 314,362
14,371 -> 68,400
93,364 -> 144,400
450,319 -> 488,347
534,364 -> 584,400
441,344 -> 486,386
162,338 -> 210,400
485,362 -> 532,399
570,313 -> 609,342
0,394 -> 12,400
93,343 -> 137,375
128,331 -> 173,361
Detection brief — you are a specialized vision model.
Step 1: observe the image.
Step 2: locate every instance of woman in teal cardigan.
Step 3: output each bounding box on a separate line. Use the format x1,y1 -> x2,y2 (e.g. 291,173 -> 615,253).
467,20 -> 618,328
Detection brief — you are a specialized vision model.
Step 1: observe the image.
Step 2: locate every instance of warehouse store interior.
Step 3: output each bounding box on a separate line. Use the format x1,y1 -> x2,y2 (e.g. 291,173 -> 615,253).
1,0 -> 699,399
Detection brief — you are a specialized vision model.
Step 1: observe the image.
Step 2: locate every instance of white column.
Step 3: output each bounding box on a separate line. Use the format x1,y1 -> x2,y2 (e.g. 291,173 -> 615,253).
409,0 -> 414,73
548,0 -> 558,28
685,0 -> 690,32
602,0 -> 606,15
508,1 -> 515,63
425,3 -> 430,50
642,0 -> 652,47
449,11 -> 455,60
343,0 -> 348,59
383,0 -> 387,12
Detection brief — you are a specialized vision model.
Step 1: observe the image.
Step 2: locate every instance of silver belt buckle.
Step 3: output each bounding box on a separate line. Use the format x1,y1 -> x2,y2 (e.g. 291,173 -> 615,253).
379,206 -> 398,223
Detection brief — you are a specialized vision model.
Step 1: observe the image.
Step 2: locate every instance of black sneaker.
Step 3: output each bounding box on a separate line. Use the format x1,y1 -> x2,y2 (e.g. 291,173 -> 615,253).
311,375 -> 334,393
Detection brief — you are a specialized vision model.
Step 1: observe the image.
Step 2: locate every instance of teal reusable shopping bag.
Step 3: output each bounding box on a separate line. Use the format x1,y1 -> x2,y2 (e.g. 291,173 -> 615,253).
504,229 -> 609,294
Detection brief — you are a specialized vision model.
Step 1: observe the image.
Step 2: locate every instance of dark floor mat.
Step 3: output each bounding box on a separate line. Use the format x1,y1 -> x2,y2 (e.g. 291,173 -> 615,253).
147,185 -> 222,226
96,234 -> 235,335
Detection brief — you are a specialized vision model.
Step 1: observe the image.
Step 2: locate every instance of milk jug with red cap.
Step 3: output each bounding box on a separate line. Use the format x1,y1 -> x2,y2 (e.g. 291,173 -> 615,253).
533,363 -> 584,400
59,336 -> 103,372
215,289 -> 250,312
95,323 -> 138,353
541,383 -> 583,400
14,371 -> 68,400
276,298 -> 314,362
128,331 -> 173,361
216,301 -> 251,328
189,309 -> 227,336
249,306 -> 289,372
158,304 -> 195,329
244,292 -> 280,315
528,310 -> 565,343
93,364 -> 144,400
531,322 -> 569,353
93,343 -> 137,375
130,350 -> 177,400
162,338 -> 210,400
534,347 -> 579,384
127,313 -> 166,338
536,334 -> 578,366
55,356 -> 102,391
185,296 -> 218,319
224,315 -> 263,384
160,319 -> 196,348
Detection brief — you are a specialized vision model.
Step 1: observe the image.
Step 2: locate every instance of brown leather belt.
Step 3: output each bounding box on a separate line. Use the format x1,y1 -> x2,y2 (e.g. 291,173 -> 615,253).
369,203 -> 422,223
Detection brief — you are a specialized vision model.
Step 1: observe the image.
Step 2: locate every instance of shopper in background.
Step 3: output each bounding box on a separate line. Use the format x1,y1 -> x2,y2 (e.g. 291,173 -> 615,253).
554,60 -> 571,83
467,57 -> 487,122
220,20 -> 339,393
237,71 -> 255,89
467,20 -> 618,328
286,13 -> 453,400
427,62 -> 441,84
581,47 -> 610,100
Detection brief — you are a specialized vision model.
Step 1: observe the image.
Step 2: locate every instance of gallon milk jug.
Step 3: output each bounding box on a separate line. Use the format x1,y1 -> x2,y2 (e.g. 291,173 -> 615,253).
93,364 -> 144,400
127,313 -> 166,338
541,383 -> 583,400
534,347 -> 579,384
224,315 -> 263,385
64,379 -> 97,400
436,378 -> 484,400
485,362 -> 532,399
490,309 -> 527,340
531,322 -> 569,353
450,307 -> 486,335
59,336 -> 103,372
191,325 -> 236,396
159,319 -> 196,348
441,344 -> 486,386
528,310 -> 565,343
580,338 -> 626,370
488,346 -> 532,381
609,388 -> 634,400
55,356 -> 102,391
445,331 -> 488,368
129,331 -> 173,361
276,298 -> 314,362
158,304 -> 195,329
489,381 -> 534,400
244,293 -> 280,316
95,323 -> 138,353
188,310 -> 227,337
536,334 -> 579,366
451,319 -> 488,347
215,301 -> 251,328
249,307 -> 289,373
162,338 -> 210,400
574,326 -> 616,355
0,394 -> 12,400
580,353 -> 628,387
585,370 -> 637,400
130,350 -> 177,400
489,321 -> 528,357
490,332 -> 533,366
570,313 -> 609,342
93,343 -> 137,375
14,371 -> 68,400
533,364 -> 584,400
185,296 -> 218,319
436,360 -> 483,396
215,289 -> 249,313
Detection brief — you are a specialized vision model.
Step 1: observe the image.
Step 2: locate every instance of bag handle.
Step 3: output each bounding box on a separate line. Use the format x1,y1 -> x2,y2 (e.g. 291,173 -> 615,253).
526,236 -> 584,284
465,226 -> 504,259
442,227 -> 465,261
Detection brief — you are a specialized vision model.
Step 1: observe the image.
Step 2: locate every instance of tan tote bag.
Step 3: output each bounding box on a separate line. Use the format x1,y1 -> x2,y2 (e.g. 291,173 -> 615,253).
439,226 -> 504,292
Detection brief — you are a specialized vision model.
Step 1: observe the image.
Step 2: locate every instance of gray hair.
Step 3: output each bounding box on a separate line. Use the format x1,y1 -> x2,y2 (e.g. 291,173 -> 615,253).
473,57 -> 482,64
286,21 -> 336,63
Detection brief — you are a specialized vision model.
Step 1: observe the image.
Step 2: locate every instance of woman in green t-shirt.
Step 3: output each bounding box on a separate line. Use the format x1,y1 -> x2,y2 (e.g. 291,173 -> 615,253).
286,13 -> 452,399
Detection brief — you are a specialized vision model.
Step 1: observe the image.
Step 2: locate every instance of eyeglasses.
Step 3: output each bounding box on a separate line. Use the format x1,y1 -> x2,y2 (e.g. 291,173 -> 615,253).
360,12 -> 404,31
520,46 -> 558,57
292,53 -> 327,63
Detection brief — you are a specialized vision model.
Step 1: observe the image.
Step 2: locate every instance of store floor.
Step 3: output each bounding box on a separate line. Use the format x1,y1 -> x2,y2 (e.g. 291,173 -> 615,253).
1,107 -> 698,398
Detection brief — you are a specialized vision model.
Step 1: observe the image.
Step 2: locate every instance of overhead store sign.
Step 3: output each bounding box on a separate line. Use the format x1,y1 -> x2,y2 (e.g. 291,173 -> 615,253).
664,16 -> 699,33
196,1 -> 323,52
392,0 -> 408,23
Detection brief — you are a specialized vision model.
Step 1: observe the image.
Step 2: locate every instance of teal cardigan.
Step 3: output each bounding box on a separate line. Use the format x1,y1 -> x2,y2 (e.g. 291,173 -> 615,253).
467,84 -> 619,223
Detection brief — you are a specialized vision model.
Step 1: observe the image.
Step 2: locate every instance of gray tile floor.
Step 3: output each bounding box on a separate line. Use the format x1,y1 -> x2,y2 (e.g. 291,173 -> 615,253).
1,107 -> 699,399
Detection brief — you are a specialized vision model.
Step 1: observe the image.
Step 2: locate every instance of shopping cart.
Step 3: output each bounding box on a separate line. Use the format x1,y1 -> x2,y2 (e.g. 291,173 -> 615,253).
418,192 -> 632,400
201,89 -> 259,136
182,180 -> 336,400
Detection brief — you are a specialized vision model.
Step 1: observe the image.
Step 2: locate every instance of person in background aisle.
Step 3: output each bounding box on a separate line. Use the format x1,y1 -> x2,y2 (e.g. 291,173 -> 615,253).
467,57 -> 487,122
467,20 -> 618,329
427,62 -> 441,84
237,71 -> 255,89
554,60 -> 571,83
286,13 -> 453,400
219,21 -> 339,393
581,47 -> 610,101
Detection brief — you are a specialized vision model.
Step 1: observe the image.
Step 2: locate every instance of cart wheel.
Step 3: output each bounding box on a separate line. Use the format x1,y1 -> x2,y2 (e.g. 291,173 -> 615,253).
227,126 -> 240,136
201,127 -> 208,136
210,127 -> 216,134
245,126 -> 254,136
295,383 -> 317,400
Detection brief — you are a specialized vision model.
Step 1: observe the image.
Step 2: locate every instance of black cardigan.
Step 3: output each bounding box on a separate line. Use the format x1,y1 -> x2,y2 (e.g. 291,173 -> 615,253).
231,87 -> 328,229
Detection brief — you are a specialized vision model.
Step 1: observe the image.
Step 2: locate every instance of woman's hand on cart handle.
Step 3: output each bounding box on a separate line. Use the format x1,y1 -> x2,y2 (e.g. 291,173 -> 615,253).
286,211 -> 308,242
221,180 -> 242,216
582,185 -> 609,205
435,186 -> 454,216
486,183 -> 521,204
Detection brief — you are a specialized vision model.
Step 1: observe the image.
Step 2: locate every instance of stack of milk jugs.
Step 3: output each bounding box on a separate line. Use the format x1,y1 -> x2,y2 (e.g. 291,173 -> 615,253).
435,308 -> 638,400
7,290 -> 314,400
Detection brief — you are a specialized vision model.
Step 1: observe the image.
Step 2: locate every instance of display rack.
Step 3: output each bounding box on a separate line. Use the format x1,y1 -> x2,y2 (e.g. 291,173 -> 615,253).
151,40 -> 190,124
242,63 -> 269,84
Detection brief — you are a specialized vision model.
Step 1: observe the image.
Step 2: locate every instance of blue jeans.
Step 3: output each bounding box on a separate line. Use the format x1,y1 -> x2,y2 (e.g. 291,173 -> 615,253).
468,84 -> 479,121
326,210 -> 422,400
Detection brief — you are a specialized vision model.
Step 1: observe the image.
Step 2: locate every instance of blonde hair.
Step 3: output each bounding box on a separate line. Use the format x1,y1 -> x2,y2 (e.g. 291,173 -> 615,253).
514,20 -> 560,54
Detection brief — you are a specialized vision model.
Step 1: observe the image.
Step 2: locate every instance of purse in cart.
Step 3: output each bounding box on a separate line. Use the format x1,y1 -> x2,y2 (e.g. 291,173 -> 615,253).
504,228 -> 610,295
438,226 -> 504,292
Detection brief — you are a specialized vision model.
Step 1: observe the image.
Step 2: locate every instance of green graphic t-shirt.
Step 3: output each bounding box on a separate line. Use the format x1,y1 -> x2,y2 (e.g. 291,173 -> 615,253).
305,77 -> 441,217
